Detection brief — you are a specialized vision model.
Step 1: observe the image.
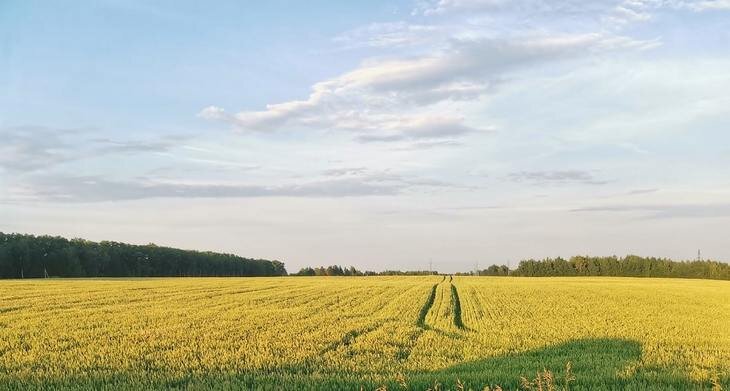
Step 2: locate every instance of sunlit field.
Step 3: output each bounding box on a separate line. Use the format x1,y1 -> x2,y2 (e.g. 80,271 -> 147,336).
1,276 -> 728,390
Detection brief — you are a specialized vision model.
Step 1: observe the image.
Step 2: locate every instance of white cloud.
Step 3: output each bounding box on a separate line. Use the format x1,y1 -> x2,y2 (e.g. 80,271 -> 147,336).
683,0 -> 730,10
333,22 -> 443,49
355,117 -> 488,142
414,0 -> 730,26
413,0 -> 648,19
508,170 -> 609,185
201,33 -> 653,145
413,0 -> 510,15
197,106 -> 228,121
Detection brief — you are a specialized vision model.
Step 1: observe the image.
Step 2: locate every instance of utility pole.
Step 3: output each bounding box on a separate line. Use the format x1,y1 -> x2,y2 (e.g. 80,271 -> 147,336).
429,259 -> 433,275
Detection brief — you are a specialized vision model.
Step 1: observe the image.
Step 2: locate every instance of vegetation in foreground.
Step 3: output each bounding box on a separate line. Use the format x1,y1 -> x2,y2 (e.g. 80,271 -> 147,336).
1,276 -> 728,390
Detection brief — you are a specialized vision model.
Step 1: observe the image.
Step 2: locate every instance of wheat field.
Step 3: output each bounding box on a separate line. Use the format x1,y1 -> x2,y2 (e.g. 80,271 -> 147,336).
0,276 -> 728,390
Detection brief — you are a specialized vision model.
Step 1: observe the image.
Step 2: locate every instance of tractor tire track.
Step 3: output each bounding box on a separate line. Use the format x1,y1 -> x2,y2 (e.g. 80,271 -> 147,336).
397,276 -> 445,362
450,282 -> 465,329
416,282 -> 439,329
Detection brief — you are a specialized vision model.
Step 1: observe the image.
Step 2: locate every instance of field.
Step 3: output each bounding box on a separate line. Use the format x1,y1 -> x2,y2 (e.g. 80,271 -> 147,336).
0,276 -> 728,390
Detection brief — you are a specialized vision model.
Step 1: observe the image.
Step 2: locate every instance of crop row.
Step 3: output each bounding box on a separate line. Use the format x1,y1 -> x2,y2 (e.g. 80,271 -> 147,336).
0,276 -> 728,389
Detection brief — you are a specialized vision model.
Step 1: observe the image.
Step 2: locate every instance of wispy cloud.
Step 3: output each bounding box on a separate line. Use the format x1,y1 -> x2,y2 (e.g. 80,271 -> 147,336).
333,22 -> 442,49
354,117 -> 486,143
626,188 -> 659,195
90,137 -> 185,155
395,139 -> 464,150
681,0 -> 730,11
0,126 -> 85,172
413,0 -> 657,24
322,167 -> 369,177
508,170 -> 609,185
413,0 -> 729,21
571,203 -> 730,219
14,170 -> 462,203
0,126 -> 187,173
18,176 -> 399,202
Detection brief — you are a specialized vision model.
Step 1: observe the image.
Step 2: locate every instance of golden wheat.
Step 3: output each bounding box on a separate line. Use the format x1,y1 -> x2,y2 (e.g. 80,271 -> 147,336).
0,276 -> 727,389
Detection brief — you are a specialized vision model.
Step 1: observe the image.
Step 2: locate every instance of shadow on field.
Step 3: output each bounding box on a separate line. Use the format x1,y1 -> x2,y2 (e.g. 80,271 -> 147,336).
405,338 -> 643,390
398,337 -> 724,390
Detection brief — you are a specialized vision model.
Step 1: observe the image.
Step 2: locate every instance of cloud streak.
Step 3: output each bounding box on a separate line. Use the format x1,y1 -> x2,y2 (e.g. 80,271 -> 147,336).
0,126 -> 186,173
571,203 -> 730,219
15,170 -> 461,203
0,126 -> 83,172
333,22 -> 442,49
508,170 -> 609,185
413,0 -> 730,19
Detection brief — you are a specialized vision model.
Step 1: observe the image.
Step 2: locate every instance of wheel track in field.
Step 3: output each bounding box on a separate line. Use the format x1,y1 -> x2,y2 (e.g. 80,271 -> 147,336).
320,275 -> 467,365
418,275 -> 471,331
416,279 -> 441,328
444,273 -> 465,329
450,281 -> 465,329
397,276 -> 450,362
318,321 -> 385,355
318,283 -> 421,358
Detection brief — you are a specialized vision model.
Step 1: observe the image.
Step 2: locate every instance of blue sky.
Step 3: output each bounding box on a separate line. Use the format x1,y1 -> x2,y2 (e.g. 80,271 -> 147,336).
1,1 -> 401,130
1,0 -> 729,272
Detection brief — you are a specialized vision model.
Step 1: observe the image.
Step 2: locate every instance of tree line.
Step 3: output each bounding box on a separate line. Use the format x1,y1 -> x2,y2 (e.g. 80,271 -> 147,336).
294,265 -> 437,276
464,255 -> 729,280
295,256 -> 730,280
511,255 -> 730,280
0,232 -> 287,278
3,232 -> 726,281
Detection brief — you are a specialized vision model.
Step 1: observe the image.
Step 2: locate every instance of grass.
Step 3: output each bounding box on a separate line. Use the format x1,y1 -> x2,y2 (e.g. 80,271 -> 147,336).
0,276 -> 728,390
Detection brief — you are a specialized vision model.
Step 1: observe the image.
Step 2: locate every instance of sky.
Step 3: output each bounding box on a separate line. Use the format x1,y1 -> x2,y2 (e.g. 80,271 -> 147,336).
1,0 -> 729,273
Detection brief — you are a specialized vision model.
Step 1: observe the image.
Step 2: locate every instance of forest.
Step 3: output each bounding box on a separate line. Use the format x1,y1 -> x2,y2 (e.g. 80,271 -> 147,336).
0,232 -> 287,278
2,232 -> 728,280
482,255 -> 730,280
